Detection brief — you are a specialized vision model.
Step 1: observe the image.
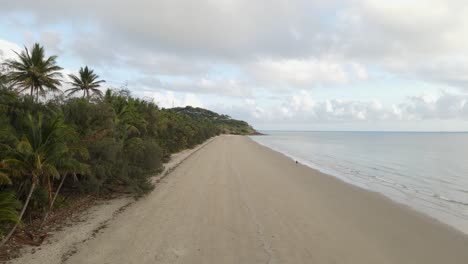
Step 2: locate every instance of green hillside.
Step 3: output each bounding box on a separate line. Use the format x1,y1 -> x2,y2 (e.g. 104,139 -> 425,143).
170,106 -> 260,135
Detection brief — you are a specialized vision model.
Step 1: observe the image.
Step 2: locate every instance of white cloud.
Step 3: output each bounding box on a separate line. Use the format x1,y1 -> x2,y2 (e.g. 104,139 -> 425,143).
4,1 -> 468,130
191,78 -> 251,97
395,92 -> 468,120
337,0 -> 468,87
291,90 -> 315,112
352,63 -> 369,80
219,90 -> 468,126
3,0 -> 468,90
135,76 -> 252,98
250,58 -> 352,89
0,39 -> 21,60
22,30 -> 63,55
143,91 -> 204,109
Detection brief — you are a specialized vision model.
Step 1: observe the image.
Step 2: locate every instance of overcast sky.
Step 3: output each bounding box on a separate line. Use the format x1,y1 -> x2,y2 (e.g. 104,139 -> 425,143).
2,0 -> 468,131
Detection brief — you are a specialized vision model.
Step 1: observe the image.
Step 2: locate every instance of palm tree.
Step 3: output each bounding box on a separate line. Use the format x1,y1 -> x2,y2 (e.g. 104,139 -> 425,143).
104,89 -> 147,138
0,164 -> 21,233
0,192 -> 20,237
40,141 -> 89,227
0,113 -> 72,247
0,72 -> 9,89
3,43 -> 63,100
66,66 -> 105,99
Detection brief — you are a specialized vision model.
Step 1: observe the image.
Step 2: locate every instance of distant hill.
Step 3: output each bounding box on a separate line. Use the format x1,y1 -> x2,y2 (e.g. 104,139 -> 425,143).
170,106 -> 261,135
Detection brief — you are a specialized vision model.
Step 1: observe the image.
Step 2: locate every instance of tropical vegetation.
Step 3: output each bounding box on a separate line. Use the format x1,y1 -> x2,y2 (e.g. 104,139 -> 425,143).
3,43 -> 62,100
0,43 -> 257,248
66,66 -> 105,99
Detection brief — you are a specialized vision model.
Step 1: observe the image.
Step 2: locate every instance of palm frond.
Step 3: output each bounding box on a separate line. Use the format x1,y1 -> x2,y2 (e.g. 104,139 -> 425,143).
0,192 -> 20,227
66,66 -> 105,99
4,43 -> 63,98
0,171 -> 12,185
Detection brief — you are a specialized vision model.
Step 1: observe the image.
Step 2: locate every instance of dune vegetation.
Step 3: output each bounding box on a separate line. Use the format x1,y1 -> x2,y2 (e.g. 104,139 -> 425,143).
0,43 -> 256,248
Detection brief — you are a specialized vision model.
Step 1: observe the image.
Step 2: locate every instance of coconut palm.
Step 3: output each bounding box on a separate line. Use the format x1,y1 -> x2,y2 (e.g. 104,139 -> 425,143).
0,113 -> 72,247
0,164 -> 21,236
0,163 -> 20,234
104,89 -> 147,138
66,66 -> 105,99
40,142 -> 89,228
0,72 -> 9,89
3,43 -> 63,100
0,192 -> 20,237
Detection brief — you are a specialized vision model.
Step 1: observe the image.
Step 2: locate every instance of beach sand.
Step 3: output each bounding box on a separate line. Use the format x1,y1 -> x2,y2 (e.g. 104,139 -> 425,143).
12,135 -> 468,263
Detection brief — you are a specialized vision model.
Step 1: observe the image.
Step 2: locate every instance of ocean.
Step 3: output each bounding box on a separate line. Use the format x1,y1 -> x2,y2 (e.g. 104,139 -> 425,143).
251,131 -> 468,234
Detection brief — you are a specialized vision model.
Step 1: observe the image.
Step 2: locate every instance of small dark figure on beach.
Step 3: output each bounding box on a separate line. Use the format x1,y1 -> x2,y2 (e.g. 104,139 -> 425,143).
295,160 -> 298,164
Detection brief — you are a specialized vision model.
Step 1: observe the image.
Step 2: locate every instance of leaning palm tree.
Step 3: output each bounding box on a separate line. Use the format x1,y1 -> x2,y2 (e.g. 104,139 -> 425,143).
66,66 -> 105,99
0,113 -> 71,247
3,43 -> 63,100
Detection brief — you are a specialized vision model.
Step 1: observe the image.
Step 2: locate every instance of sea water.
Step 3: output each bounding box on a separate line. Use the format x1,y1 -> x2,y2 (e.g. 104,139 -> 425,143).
251,131 -> 468,234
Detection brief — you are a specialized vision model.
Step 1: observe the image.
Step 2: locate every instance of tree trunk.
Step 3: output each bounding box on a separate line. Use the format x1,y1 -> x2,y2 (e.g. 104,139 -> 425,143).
0,180 -> 36,248
47,176 -> 52,206
40,173 -> 68,228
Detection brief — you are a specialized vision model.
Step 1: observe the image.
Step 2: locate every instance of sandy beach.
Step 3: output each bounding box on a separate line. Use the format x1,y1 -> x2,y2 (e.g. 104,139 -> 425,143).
12,135 -> 468,264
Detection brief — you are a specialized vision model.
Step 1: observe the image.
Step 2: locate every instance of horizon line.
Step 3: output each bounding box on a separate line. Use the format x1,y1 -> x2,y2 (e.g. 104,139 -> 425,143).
257,130 -> 468,133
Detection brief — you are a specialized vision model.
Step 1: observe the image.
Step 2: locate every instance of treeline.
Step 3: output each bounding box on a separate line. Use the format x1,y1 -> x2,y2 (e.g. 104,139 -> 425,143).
0,43 -> 255,247
171,106 -> 258,135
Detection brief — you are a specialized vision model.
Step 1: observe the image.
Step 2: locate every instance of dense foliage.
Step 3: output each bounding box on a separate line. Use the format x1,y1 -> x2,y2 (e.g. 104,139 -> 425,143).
171,106 -> 258,135
0,43 -> 256,246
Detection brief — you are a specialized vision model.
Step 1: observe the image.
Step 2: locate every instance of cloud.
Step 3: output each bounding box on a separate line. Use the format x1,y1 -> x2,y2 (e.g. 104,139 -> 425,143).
142,90 -> 204,109
124,54 -> 211,76
0,0 -> 334,58
3,1 -> 468,130
135,76 -> 252,97
12,1 -> 468,88
217,90 -> 468,126
3,0 -> 468,89
248,58 -> 355,89
0,39 -> 22,60
395,92 -> 468,120
335,0 -> 468,87
279,91 -> 390,122
23,30 -> 63,55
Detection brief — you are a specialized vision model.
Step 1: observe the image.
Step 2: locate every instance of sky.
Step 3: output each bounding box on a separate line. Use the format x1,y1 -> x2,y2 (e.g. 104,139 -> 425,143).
1,0 -> 468,131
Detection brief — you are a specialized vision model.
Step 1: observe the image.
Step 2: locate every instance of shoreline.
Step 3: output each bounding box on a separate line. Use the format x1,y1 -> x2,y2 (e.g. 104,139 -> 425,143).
11,135 -> 468,263
250,136 -> 468,236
